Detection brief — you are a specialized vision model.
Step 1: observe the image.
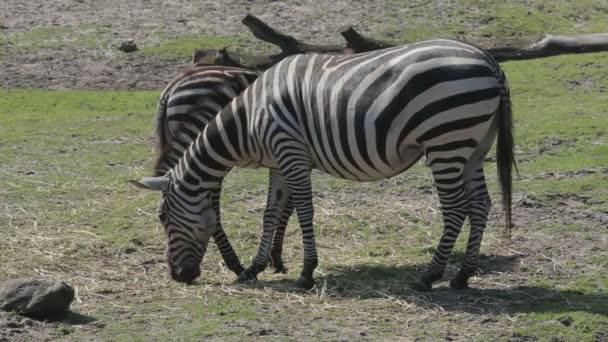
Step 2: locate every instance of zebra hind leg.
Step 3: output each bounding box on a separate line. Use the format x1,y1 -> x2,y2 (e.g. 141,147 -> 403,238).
411,166 -> 468,292
280,166 -> 317,290
450,167 -> 491,290
269,196 -> 293,274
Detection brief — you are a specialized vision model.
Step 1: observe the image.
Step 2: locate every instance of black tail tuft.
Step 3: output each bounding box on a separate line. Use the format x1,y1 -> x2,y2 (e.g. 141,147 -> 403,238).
153,92 -> 171,176
496,71 -> 517,238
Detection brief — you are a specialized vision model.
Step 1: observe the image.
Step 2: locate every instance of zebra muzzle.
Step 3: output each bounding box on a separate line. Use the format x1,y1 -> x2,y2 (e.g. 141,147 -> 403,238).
170,259 -> 201,284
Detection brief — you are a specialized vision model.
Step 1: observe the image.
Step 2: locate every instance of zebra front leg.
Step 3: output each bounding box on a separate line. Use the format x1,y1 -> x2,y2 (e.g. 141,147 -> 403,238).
450,169 -> 491,289
213,225 -> 245,276
238,169 -> 291,283
210,188 -> 245,276
412,167 -> 468,292
269,196 -> 293,274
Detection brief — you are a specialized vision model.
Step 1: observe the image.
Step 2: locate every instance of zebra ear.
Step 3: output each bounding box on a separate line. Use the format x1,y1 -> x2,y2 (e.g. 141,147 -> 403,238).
129,176 -> 170,192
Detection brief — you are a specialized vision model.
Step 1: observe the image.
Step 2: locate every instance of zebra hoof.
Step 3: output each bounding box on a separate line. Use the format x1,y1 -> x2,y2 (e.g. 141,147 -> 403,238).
449,277 -> 469,290
273,264 -> 288,274
230,264 -> 246,277
236,270 -> 257,284
410,279 -> 433,292
295,276 -> 315,290
269,253 -> 288,274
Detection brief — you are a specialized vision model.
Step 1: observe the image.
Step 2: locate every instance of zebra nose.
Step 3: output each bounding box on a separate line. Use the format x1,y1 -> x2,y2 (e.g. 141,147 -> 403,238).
174,260 -> 201,284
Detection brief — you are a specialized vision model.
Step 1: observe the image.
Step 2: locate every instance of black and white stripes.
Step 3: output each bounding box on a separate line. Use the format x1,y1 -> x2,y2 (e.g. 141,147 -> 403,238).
133,39 -> 515,291
150,65 -> 259,278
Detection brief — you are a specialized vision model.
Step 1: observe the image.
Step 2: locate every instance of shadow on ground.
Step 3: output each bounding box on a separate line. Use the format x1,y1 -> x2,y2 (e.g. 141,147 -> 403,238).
254,253 -> 606,317
63,311 -> 97,325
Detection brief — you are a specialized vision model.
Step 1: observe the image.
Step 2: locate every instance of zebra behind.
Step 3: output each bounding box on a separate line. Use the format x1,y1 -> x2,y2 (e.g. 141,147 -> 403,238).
132,39 -> 515,291
150,65 -> 292,280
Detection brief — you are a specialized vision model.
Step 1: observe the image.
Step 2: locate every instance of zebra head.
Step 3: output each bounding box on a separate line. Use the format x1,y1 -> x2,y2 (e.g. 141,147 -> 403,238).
130,175 -> 217,284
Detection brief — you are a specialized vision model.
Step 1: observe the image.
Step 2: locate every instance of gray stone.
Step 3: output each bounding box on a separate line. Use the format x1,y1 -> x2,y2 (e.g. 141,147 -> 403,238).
0,278 -> 74,319
118,39 -> 138,53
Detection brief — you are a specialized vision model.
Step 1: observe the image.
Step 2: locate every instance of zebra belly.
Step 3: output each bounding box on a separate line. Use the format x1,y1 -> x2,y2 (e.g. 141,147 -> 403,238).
309,145 -> 424,182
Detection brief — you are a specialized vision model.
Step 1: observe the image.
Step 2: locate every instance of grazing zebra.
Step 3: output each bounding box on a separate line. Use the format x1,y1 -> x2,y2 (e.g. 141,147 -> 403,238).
132,39 -> 515,291
151,65 -> 291,278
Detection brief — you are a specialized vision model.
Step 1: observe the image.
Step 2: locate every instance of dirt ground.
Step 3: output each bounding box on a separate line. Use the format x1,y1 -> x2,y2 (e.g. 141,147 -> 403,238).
1,0 -> 607,341
1,0 -> 499,90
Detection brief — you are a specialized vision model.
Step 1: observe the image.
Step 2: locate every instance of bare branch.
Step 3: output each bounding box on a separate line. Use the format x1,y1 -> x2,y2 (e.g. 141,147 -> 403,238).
340,27 -> 394,52
488,33 -> 608,61
193,16 -> 608,70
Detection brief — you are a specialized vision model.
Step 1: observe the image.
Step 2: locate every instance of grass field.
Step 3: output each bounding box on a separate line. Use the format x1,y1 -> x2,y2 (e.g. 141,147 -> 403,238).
1,51 -> 607,341
1,0 -> 608,340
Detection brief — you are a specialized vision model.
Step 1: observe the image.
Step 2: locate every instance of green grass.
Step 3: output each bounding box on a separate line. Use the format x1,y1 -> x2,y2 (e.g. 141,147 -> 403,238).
469,0 -> 608,37
6,25 -> 115,58
2,26 -> 273,62
3,2 -> 608,339
136,35 -> 244,60
375,0 -> 608,45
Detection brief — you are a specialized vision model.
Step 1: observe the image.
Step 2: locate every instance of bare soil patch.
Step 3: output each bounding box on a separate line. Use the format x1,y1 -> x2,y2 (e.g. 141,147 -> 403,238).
0,0 -> 498,90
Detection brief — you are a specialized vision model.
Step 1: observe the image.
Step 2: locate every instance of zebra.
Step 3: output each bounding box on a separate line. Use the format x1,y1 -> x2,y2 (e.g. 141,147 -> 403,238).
150,65 -> 292,278
131,39 -> 515,292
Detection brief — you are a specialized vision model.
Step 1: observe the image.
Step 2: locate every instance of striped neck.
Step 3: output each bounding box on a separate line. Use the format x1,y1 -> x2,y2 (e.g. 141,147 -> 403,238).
171,104 -> 246,192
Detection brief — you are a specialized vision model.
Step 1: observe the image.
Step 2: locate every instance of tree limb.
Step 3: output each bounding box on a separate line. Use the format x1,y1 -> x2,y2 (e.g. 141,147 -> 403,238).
340,26 -> 394,52
241,14 -> 345,54
193,15 -> 608,70
193,14 -> 345,69
488,33 -> 608,61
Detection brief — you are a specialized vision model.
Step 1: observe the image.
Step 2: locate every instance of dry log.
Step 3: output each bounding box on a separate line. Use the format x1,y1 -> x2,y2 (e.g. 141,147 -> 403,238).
488,33 -> 608,61
241,14 -> 342,54
339,29 -> 608,61
340,26 -> 394,52
193,14 -> 608,70
192,48 -> 283,70
193,14 -> 344,69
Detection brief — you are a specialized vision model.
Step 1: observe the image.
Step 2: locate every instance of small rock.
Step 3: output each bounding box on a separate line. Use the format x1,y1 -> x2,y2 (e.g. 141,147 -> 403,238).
0,278 -> 74,319
118,39 -> 138,53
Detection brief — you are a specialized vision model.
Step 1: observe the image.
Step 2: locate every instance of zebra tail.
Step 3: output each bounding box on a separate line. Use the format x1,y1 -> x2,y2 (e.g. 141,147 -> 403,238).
153,91 -> 171,176
496,72 -> 517,239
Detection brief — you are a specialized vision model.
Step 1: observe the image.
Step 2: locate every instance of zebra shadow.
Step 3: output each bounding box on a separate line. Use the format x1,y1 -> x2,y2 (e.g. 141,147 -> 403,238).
259,253 -> 607,317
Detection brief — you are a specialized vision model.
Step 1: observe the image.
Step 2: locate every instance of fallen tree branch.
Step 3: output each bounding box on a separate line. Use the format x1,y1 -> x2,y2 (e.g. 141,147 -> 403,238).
340,26 -> 394,53
488,33 -> 608,61
193,14 -> 608,70
193,14 -> 344,69
241,14 -> 342,54
192,47 -> 284,70
338,29 -> 608,61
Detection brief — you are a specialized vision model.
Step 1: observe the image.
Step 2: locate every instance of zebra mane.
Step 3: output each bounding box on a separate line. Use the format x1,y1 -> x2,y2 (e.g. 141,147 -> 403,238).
152,65 -> 260,176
